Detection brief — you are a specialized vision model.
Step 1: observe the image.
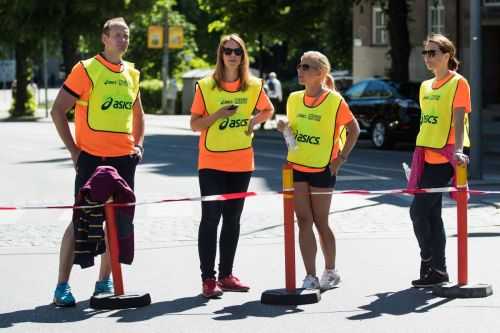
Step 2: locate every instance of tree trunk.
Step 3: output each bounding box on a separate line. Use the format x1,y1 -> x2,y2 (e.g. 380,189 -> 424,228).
13,41 -> 30,117
387,0 -> 411,82
61,30 -> 80,77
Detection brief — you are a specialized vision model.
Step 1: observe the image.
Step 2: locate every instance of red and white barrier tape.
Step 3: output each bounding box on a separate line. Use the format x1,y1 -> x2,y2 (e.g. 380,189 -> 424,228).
0,187 -> 499,211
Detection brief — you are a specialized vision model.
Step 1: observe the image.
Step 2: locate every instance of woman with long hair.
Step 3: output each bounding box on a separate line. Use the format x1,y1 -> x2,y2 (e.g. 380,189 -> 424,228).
190,34 -> 274,298
278,51 -> 360,290
408,34 -> 470,287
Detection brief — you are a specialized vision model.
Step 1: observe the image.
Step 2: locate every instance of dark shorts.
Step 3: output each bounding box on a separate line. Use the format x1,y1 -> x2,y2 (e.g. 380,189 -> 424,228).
293,168 -> 337,188
74,150 -> 139,196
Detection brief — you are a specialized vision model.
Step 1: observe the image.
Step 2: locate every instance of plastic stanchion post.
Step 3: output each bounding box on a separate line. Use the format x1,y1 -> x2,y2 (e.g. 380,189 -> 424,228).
433,164 -> 493,298
89,200 -> 151,309
260,164 -> 320,305
283,164 -> 296,292
105,203 -> 125,295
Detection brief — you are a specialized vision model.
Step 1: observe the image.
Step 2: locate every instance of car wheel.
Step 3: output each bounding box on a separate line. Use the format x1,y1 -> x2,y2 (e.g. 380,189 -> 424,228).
371,121 -> 392,149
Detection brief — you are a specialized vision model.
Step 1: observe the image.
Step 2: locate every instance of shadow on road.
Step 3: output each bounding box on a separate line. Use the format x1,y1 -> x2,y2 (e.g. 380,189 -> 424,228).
0,301 -> 110,328
213,300 -> 302,320
347,288 -> 453,320
111,295 -> 209,322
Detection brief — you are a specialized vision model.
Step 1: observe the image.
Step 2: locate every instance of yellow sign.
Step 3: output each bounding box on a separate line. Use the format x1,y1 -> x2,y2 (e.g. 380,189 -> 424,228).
169,26 -> 184,49
147,26 -> 163,49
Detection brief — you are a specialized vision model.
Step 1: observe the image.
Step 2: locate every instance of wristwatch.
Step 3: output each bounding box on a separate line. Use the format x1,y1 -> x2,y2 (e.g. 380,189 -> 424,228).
135,144 -> 144,155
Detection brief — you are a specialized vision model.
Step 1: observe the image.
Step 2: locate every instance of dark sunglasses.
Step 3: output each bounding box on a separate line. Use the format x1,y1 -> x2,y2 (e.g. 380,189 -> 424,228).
296,63 -> 314,71
421,50 -> 438,57
222,47 -> 243,56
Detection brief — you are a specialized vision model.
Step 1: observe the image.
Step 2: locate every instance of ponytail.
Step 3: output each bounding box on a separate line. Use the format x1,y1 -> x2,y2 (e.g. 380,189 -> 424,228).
324,74 -> 335,91
448,56 -> 459,71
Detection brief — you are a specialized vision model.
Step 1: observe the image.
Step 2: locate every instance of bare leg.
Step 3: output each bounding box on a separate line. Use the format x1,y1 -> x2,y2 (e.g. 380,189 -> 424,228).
57,222 -> 75,284
310,187 -> 335,270
98,236 -> 111,281
294,182 -> 316,276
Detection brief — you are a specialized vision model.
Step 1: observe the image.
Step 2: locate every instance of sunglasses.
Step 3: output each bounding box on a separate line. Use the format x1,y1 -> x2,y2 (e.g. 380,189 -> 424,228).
421,50 -> 439,58
222,47 -> 243,56
296,63 -> 315,71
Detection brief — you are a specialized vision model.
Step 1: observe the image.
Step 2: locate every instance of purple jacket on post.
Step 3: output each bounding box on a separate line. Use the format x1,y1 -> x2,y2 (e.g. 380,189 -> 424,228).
73,166 -> 135,268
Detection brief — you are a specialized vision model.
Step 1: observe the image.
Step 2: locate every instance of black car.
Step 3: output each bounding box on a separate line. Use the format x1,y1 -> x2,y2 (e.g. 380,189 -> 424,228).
343,79 -> 421,149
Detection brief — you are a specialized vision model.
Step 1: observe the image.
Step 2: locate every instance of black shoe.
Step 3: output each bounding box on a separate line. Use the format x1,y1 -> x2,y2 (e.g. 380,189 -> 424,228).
419,260 -> 432,279
412,269 -> 449,288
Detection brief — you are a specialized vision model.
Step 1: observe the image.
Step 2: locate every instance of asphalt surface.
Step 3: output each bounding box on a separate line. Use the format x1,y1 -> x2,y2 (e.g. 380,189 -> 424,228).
1,115 -> 500,332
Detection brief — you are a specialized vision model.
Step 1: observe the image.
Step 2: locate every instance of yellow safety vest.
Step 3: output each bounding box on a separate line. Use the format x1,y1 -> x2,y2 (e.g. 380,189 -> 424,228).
198,76 -> 262,152
287,90 -> 342,169
81,57 -> 140,134
416,73 -> 470,148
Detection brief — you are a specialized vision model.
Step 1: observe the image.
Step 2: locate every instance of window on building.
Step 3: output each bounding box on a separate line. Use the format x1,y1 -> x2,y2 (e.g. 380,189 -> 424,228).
484,0 -> 500,6
428,0 -> 445,34
372,6 -> 388,45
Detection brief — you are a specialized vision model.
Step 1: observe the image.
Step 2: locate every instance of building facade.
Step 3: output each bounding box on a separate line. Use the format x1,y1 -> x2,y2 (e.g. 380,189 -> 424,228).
353,0 -> 500,104
353,0 -> 500,173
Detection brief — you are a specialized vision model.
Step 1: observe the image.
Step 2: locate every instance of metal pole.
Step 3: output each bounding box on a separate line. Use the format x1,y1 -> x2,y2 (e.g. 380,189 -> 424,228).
43,38 -> 49,118
161,10 -> 170,114
470,0 -> 482,179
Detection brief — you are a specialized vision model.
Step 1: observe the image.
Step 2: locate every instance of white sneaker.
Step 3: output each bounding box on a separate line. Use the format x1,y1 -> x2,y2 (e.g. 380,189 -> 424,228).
302,275 -> 320,289
319,269 -> 341,290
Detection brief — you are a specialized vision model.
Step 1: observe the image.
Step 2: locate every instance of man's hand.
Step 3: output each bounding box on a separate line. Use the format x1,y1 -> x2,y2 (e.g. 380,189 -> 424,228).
69,148 -> 81,169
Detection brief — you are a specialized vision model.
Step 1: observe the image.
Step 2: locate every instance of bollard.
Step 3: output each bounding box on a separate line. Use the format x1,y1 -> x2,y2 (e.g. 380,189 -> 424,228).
433,163 -> 493,298
89,201 -> 151,309
283,164 -> 296,292
456,164 -> 468,285
104,203 -> 125,295
261,164 -> 320,305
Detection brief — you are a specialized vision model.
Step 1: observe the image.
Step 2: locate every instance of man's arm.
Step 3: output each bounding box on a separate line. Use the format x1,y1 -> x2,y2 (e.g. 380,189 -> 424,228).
50,88 -> 79,166
132,93 -> 145,151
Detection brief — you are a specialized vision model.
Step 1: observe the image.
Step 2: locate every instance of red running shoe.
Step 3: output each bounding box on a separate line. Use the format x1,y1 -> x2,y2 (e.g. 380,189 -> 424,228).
217,275 -> 250,292
202,278 -> 223,298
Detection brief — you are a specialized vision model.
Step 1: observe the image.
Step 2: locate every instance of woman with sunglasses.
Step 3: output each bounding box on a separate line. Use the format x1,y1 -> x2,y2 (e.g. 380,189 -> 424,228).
277,51 -> 359,290
408,34 -> 470,288
190,34 -> 274,298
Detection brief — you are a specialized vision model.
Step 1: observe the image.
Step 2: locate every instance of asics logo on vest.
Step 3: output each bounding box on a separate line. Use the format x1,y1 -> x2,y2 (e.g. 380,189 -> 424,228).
101,97 -> 133,111
420,114 -> 439,125
296,132 -> 320,145
219,118 -> 249,130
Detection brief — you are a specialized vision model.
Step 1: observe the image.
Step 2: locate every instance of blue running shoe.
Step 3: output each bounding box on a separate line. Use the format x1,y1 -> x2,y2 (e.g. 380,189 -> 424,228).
53,282 -> 76,307
93,278 -> 114,296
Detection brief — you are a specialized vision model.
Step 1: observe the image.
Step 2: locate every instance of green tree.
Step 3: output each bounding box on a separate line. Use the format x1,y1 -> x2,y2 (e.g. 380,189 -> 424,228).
197,0 -> 352,78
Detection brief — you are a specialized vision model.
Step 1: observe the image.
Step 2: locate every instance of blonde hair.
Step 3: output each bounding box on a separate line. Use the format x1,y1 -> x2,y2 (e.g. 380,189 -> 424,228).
425,34 -> 460,71
102,17 -> 128,35
301,51 -> 335,91
213,34 -> 251,90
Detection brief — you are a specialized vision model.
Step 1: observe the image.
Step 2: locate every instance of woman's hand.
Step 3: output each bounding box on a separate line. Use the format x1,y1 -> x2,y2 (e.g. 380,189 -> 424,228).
329,154 -> 347,175
277,119 -> 288,133
217,105 -> 238,119
454,151 -> 469,165
245,116 -> 257,136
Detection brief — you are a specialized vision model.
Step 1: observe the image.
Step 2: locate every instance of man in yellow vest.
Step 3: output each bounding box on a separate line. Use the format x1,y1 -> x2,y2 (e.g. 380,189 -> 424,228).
50,17 -> 145,306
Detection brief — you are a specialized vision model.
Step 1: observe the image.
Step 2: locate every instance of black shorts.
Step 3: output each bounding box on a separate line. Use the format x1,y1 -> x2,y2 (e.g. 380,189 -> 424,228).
74,150 -> 140,196
293,168 -> 337,188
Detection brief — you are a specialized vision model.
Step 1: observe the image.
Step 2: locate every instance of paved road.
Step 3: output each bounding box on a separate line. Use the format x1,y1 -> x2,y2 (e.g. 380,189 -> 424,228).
1,115 -> 500,332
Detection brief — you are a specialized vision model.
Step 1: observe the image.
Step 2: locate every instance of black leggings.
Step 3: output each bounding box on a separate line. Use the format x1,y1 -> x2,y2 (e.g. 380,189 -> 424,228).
410,162 -> 453,272
198,169 -> 252,280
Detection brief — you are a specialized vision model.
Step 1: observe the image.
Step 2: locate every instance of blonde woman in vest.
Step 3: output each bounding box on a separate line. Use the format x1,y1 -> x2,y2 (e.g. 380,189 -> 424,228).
190,34 -> 274,298
50,17 -> 145,306
277,51 -> 360,290
408,34 -> 471,288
